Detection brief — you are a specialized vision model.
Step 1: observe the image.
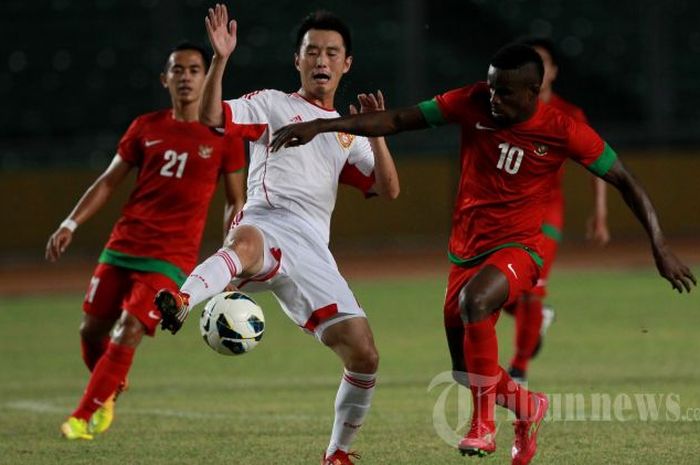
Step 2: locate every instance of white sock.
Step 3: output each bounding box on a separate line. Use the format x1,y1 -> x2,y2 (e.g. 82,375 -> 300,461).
326,369 -> 376,457
181,248 -> 242,307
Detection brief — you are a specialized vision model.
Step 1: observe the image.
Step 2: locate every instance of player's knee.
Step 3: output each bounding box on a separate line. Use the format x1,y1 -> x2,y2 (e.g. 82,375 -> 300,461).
79,319 -> 109,343
458,287 -> 492,323
111,313 -> 146,348
348,345 -> 379,374
229,227 -> 263,267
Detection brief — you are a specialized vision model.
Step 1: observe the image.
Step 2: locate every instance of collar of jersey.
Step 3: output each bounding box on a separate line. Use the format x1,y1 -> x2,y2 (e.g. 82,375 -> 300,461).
292,92 -> 337,112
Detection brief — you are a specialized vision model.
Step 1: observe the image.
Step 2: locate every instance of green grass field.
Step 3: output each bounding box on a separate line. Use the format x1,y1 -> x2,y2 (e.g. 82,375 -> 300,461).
1,268 -> 699,465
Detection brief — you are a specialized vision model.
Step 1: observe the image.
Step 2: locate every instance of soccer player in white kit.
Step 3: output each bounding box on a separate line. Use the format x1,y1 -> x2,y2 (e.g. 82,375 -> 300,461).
155,5 -> 400,465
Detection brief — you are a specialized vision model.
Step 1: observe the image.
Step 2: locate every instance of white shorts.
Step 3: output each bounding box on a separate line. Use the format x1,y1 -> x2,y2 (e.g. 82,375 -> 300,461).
229,207 -> 366,340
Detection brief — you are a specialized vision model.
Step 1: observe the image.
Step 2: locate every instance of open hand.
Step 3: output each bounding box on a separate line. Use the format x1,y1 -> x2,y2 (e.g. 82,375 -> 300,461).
349,90 -> 385,114
653,245 -> 696,293
45,227 -> 73,262
205,3 -> 237,58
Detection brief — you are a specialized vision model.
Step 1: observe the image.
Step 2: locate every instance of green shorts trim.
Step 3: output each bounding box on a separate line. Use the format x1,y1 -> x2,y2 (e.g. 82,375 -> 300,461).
98,249 -> 187,286
448,242 -> 543,269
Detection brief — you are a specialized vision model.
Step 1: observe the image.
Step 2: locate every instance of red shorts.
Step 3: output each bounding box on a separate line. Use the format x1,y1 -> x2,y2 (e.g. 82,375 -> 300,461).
444,247 -> 540,328
83,263 -> 179,336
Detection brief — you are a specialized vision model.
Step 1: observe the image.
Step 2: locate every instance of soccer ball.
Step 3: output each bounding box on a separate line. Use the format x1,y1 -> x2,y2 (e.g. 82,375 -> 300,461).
199,291 -> 265,355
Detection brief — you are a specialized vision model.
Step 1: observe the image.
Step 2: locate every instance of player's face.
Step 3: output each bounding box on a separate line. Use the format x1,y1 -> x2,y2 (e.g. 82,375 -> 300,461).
487,65 -> 540,125
533,46 -> 558,93
160,50 -> 207,105
295,29 -> 352,100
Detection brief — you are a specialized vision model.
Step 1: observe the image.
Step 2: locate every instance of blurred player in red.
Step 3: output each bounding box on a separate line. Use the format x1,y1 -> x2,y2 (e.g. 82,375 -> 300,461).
505,37 -> 611,384
45,42 -> 246,440
271,43 -> 696,465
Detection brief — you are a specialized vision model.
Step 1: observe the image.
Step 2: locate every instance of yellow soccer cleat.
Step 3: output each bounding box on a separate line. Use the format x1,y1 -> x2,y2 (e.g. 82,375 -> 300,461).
60,417 -> 93,440
88,394 -> 115,435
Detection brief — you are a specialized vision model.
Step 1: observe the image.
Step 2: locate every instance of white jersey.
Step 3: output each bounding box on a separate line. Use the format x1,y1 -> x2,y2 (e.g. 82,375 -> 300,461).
222,89 -> 376,244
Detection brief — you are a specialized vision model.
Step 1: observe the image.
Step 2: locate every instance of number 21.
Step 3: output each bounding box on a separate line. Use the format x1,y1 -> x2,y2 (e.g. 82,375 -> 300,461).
160,150 -> 188,178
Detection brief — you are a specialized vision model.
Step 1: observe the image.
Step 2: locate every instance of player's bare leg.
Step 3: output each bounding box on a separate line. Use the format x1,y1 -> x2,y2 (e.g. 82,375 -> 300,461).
157,225 -> 265,333
320,317 -> 379,465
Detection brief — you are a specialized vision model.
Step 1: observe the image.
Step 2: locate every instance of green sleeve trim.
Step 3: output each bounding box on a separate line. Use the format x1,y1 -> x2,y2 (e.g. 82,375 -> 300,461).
448,242 -> 543,268
99,249 -> 187,286
541,223 -> 563,242
417,99 -> 447,128
587,142 -> 618,177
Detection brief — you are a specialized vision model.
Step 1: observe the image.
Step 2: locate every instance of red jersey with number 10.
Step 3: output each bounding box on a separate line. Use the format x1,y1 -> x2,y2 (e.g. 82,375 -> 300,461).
420,82 -> 616,265
105,109 -> 245,274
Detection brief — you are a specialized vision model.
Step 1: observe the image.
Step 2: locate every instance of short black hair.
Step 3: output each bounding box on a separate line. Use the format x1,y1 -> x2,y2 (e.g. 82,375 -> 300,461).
490,43 -> 544,84
164,42 -> 210,72
295,10 -> 352,56
517,36 -> 559,67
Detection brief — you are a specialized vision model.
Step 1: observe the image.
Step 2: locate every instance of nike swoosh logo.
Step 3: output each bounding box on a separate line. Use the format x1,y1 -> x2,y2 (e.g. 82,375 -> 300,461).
148,310 -> 161,320
93,397 -> 104,406
145,139 -> 163,147
507,263 -> 519,279
475,122 -> 496,131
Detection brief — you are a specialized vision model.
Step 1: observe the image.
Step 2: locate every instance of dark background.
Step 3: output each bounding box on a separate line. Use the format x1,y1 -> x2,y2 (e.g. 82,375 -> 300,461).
2,0 -> 699,170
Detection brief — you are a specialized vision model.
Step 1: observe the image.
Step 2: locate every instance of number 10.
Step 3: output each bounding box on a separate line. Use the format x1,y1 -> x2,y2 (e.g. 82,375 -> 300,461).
497,142 -> 524,174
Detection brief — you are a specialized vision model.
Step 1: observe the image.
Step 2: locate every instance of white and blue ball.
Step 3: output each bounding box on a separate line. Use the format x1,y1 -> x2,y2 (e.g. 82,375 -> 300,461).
200,291 -> 265,355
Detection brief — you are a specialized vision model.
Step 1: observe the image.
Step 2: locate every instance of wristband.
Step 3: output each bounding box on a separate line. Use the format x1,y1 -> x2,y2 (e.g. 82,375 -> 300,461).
60,218 -> 78,232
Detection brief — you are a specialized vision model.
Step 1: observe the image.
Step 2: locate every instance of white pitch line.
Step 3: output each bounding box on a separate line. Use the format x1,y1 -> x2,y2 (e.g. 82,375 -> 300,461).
2,399 -> 315,421
4,400 -> 228,419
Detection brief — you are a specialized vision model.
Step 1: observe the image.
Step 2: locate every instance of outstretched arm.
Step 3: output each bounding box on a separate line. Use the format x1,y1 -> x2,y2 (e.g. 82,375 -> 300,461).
45,155 -> 132,262
350,91 -> 400,199
602,159 -> 695,292
270,106 -> 428,152
200,3 -> 238,128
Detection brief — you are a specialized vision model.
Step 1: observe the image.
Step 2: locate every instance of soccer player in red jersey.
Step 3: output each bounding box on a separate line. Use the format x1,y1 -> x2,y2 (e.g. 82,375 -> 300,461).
45,42 -> 247,440
505,37 -> 611,385
271,43 -> 696,464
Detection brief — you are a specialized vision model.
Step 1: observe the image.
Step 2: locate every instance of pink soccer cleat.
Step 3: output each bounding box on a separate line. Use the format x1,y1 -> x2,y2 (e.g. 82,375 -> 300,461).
511,392 -> 549,465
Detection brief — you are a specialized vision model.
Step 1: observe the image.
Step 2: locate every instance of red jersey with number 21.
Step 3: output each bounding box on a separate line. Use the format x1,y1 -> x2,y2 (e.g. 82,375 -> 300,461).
105,109 -> 245,274
422,82 -> 616,264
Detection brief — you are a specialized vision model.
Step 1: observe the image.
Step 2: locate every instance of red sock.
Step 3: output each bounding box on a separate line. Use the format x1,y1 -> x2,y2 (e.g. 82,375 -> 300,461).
71,342 -> 135,421
463,312 -> 501,427
495,366 -> 536,420
510,295 -> 543,372
80,337 -> 109,371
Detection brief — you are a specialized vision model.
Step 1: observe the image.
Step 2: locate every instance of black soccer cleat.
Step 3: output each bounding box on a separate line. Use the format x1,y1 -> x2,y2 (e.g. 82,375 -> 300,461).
154,289 -> 189,335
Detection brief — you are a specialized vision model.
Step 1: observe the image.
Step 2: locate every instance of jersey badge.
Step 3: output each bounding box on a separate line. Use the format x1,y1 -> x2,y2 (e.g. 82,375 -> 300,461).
336,132 -> 355,149
534,143 -> 549,157
198,145 -> 213,159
